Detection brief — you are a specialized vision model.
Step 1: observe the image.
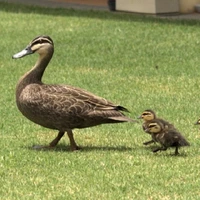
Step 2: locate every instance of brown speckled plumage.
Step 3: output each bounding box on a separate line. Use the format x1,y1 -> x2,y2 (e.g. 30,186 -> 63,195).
146,119 -> 190,155
13,35 -> 134,150
138,109 -> 175,145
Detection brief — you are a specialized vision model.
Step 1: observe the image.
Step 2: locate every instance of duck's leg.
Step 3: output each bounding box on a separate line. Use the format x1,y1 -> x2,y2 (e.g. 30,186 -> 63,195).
33,131 -> 65,150
49,131 -> 65,147
66,129 -> 80,151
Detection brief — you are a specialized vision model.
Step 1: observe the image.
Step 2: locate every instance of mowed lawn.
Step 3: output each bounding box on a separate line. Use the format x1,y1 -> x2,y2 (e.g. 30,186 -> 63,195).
1,2 -> 200,199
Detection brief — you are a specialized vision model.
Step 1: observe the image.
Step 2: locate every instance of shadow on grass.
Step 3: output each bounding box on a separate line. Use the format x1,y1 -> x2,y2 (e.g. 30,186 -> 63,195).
27,144 -> 135,152
148,147 -> 190,157
25,144 -> 190,157
152,152 -> 189,157
1,2 -> 200,26
140,144 -> 190,157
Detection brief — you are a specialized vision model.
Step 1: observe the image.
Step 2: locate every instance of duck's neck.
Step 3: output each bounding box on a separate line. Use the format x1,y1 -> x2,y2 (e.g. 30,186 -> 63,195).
16,49 -> 54,96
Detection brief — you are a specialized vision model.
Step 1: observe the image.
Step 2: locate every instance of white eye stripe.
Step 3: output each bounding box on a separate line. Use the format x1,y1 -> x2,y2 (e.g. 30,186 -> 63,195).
30,38 -> 53,52
31,35 -> 53,47
32,39 -> 52,46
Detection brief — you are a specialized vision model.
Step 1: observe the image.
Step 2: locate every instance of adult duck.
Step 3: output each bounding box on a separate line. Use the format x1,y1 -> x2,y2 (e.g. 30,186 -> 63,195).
12,35 -> 135,150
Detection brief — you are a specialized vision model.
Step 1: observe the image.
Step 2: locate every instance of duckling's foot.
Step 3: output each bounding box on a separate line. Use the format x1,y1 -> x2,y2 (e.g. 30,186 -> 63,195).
152,147 -> 160,153
153,146 -> 167,153
143,140 -> 154,146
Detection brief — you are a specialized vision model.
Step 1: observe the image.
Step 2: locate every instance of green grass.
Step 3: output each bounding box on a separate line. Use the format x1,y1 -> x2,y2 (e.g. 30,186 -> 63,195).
1,2 -> 200,199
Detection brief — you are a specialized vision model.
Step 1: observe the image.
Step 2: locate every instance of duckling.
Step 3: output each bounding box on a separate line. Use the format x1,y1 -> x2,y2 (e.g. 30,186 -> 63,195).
146,119 -> 190,155
194,118 -> 200,125
12,35 -> 136,151
138,109 -> 175,145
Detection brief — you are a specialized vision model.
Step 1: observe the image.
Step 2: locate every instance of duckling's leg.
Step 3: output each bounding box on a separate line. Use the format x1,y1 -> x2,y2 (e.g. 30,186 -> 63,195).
152,147 -> 161,153
153,146 -> 167,153
66,129 -> 80,151
49,131 -> 65,147
143,140 -> 155,145
174,146 -> 179,155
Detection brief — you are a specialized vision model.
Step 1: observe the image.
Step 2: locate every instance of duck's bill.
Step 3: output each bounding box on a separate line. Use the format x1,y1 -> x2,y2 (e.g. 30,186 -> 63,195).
12,46 -> 33,59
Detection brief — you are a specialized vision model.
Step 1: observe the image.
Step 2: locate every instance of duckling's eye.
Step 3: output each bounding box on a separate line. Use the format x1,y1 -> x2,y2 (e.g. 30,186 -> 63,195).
149,125 -> 155,128
142,113 -> 149,116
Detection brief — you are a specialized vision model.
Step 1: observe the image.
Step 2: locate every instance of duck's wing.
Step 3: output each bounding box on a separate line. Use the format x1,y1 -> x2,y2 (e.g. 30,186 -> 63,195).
20,84 -> 132,123
43,84 -> 129,111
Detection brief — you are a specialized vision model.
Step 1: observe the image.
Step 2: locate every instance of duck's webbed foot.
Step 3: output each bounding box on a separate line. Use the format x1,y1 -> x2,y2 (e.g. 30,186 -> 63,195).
67,129 -> 81,151
32,131 -> 65,150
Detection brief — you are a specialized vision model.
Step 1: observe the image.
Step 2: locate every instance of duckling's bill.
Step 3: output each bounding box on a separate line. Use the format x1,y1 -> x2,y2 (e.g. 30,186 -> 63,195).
194,119 -> 200,125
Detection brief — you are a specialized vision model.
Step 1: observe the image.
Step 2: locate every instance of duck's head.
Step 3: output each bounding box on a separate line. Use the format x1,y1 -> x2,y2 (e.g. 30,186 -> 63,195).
138,109 -> 156,121
194,118 -> 200,125
145,120 -> 163,133
12,35 -> 54,59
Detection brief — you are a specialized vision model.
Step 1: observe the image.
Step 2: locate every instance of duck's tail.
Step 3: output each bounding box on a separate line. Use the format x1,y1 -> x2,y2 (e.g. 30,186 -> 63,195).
115,105 -> 130,113
111,106 -> 138,123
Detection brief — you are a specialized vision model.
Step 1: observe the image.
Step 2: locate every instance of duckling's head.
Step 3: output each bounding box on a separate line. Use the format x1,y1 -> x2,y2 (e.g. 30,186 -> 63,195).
12,35 -> 54,59
138,109 -> 156,121
145,120 -> 163,133
194,118 -> 200,125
